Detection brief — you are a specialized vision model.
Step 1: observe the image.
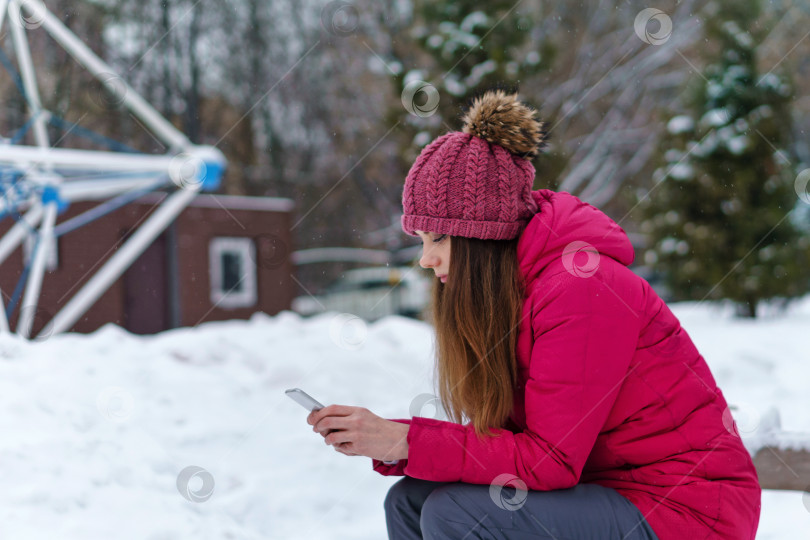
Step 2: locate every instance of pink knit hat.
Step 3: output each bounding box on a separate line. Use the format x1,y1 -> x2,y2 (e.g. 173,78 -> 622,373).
401,89 -> 548,241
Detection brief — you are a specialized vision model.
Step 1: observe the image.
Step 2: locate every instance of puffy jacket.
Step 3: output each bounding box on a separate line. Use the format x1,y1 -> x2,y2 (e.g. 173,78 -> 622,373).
373,189 -> 761,540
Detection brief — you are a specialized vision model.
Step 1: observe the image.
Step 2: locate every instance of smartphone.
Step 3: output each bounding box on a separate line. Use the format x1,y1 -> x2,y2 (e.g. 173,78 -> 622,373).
285,388 -> 325,411
287,388 -> 337,435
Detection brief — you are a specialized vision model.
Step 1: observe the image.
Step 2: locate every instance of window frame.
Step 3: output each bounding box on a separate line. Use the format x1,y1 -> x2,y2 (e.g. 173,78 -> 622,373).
208,237 -> 257,309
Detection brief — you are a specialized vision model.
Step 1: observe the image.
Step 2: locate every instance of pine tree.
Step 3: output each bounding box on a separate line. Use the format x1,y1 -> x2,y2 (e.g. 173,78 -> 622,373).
396,2 -> 553,156
638,0 -> 810,318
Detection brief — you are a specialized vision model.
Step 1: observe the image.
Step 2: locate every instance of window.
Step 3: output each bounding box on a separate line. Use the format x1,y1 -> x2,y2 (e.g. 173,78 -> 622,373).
23,232 -> 58,272
208,237 -> 257,308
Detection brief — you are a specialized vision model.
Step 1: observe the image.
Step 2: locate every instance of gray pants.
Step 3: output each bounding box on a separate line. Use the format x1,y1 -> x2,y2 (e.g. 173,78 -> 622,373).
383,476 -> 660,540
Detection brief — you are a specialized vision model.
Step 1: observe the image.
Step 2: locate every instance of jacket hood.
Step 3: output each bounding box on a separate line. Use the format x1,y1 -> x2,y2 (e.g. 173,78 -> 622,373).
516,189 -> 635,286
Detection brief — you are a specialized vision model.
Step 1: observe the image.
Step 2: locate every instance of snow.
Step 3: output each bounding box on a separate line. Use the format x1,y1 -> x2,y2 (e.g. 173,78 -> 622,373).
726,64 -> 750,83
368,56 -> 402,76
1,297 -> 809,539
668,162 -> 694,180
690,131 -> 719,158
758,490 -> 810,540
426,33 -> 443,49
756,73 -> 789,96
443,74 -> 466,97
436,21 -> 478,50
700,108 -> 731,128
388,60 -> 403,76
707,81 -> 725,100
728,135 -> 750,155
413,130 -> 432,147
657,236 -> 688,255
735,117 -> 750,132
402,69 -> 426,86
666,115 -> 694,135
750,104 -> 774,121
465,59 -> 497,88
722,21 -> 754,49
721,198 -> 742,215
459,11 -> 489,34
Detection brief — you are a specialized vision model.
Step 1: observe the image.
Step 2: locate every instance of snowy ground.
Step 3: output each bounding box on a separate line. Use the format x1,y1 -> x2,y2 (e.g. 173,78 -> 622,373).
0,296 -> 808,539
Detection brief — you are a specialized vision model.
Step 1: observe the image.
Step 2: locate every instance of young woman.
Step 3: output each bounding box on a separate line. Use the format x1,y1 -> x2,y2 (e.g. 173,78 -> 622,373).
307,89 -> 761,539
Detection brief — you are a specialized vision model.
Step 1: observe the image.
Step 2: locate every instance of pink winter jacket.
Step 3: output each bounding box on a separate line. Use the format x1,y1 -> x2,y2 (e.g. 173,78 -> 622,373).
374,189 -> 761,539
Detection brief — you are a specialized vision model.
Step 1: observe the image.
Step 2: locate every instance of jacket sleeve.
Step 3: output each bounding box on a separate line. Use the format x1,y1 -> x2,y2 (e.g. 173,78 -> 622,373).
394,269 -> 641,490
371,418 -> 412,476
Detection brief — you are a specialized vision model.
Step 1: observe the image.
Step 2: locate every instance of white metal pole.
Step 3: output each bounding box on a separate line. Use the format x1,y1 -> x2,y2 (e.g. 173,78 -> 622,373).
0,191 -> 36,215
21,0 -> 191,151
0,145 -> 181,171
8,0 -> 59,338
16,200 -> 56,338
60,176 -> 170,202
0,289 -> 9,333
0,202 -> 43,264
0,145 -> 225,178
9,0 -> 50,149
0,0 -> 12,35
45,186 -> 199,337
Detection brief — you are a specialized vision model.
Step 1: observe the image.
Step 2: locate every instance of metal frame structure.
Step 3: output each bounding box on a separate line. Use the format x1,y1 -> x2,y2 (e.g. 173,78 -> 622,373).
0,0 -> 226,338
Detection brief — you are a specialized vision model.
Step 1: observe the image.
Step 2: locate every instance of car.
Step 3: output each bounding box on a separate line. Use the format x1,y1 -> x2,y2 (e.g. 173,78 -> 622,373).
291,265 -> 432,321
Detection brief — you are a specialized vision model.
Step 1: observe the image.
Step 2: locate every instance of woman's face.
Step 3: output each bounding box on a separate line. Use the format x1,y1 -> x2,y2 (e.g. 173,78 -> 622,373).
415,230 -> 451,283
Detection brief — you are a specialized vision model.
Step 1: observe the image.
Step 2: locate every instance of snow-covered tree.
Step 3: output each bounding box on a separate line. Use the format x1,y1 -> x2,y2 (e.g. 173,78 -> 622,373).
395,1 -> 552,160
638,1 -> 810,318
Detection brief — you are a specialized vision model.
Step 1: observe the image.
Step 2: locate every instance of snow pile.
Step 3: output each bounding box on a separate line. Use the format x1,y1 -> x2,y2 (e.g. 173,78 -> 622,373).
0,297 -> 808,539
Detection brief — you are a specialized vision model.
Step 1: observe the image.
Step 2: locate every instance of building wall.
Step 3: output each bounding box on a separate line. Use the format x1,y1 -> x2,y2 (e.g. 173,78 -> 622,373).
0,195 -> 294,336
174,203 -> 295,327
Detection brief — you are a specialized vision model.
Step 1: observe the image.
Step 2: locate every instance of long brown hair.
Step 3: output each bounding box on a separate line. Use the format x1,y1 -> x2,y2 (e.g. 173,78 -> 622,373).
422,235 -> 527,440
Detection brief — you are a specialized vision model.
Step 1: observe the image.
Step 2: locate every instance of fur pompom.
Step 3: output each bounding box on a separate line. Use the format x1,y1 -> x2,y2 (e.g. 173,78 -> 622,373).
461,89 -> 548,159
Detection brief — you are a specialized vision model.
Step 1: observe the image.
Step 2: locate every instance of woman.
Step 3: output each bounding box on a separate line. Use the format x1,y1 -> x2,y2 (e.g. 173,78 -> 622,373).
307,89 -> 761,539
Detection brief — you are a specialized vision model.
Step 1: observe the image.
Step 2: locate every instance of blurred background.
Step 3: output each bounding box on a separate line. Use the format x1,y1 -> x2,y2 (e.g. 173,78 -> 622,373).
1,0 -> 809,329
1,2 -> 809,538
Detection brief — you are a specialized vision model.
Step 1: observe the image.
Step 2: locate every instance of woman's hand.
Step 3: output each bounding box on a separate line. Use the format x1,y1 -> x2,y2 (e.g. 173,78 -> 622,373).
307,405 -> 409,461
